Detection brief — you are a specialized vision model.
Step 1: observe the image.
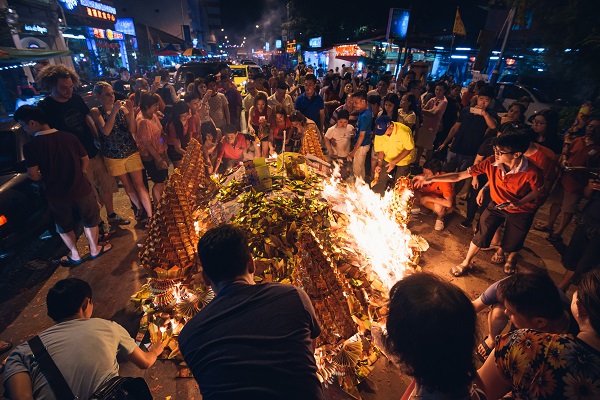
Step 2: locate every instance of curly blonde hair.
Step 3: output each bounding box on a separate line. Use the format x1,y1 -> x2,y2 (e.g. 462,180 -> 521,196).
36,65 -> 81,91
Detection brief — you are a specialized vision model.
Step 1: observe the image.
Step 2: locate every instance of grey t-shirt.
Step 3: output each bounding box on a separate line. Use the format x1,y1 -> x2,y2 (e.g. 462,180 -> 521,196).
3,318 -> 138,399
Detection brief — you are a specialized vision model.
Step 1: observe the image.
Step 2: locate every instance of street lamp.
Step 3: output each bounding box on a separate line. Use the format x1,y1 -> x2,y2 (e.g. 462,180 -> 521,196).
255,25 -> 259,29
221,28 -> 224,32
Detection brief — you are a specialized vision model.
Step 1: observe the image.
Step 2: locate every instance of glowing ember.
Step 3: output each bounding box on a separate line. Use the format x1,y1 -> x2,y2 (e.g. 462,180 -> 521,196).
321,171 -> 416,292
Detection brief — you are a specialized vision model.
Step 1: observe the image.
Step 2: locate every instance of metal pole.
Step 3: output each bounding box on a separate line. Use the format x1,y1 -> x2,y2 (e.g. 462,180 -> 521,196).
490,7 -> 515,86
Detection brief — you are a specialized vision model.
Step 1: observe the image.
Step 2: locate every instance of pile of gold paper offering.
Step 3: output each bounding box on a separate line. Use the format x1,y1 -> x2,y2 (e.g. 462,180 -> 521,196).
131,139 -> 428,398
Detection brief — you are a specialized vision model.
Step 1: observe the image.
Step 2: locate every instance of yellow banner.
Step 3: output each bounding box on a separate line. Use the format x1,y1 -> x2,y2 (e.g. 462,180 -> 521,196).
453,9 -> 466,36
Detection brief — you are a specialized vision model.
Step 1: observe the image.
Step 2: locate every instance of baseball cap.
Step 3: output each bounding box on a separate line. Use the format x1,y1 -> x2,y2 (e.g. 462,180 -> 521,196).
374,115 -> 392,136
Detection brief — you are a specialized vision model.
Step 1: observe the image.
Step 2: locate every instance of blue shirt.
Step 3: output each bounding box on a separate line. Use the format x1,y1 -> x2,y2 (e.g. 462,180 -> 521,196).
294,93 -> 324,126
354,107 -> 373,147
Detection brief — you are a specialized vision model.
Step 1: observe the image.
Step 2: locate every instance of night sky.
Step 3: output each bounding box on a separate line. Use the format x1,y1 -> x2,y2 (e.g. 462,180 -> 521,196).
219,0 -> 489,44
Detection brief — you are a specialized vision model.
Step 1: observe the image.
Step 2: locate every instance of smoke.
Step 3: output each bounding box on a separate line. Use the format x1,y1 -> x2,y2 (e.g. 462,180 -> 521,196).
243,2 -> 287,52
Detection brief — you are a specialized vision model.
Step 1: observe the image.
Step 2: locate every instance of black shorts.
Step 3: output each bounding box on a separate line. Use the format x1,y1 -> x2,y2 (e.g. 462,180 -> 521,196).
472,203 -> 535,253
142,160 -> 169,183
50,191 -> 101,233
167,145 -> 184,162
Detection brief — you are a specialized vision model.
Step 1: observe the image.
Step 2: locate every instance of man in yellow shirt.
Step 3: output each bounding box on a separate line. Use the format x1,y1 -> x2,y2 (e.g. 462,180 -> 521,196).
372,115 -> 416,194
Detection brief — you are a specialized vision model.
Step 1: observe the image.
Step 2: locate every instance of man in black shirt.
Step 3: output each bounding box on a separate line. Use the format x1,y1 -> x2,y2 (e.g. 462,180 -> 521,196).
179,225 -> 324,400
438,85 -> 498,193
36,65 -> 129,232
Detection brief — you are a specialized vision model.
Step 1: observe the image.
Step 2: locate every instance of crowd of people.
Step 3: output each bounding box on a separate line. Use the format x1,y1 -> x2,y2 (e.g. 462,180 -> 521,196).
3,224 -> 598,400
1,60 -> 600,399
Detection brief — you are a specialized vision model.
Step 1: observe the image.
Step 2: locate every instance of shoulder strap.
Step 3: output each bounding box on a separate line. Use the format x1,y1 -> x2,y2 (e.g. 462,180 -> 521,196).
28,336 -> 76,400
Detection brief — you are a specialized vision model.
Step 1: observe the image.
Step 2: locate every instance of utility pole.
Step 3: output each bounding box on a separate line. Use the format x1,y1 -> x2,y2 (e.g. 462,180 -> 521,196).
490,7 -> 515,86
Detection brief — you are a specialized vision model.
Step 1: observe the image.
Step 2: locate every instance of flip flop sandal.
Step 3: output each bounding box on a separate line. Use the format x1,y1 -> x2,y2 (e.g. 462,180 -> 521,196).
476,336 -> 493,363
450,265 -> 471,277
491,252 -> 506,264
533,223 -> 552,233
0,340 -> 12,354
89,244 -> 112,260
60,255 -> 83,266
546,234 -> 562,243
504,262 -> 517,275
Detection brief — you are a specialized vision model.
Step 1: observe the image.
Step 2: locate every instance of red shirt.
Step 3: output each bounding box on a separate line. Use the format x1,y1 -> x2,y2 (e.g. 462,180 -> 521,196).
216,133 -> 248,161
272,118 -> 292,140
561,137 -> 600,193
468,156 -> 544,213
418,175 -> 455,201
527,144 -> 558,184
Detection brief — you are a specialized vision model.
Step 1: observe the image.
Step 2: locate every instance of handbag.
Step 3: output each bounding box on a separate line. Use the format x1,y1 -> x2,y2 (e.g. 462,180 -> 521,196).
89,376 -> 153,400
27,336 -> 152,400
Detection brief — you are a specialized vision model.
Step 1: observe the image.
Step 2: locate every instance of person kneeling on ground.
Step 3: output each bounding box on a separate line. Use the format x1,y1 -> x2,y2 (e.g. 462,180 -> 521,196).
383,273 -> 486,399
478,269 -> 600,400
214,123 -> 250,174
412,158 -> 455,231
472,272 -> 574,362
3,278 -> 164,399
178,224 -> 325,400
413,133 -> 544,277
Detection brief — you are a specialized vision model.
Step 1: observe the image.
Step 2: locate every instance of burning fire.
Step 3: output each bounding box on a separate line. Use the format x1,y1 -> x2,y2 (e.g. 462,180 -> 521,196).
321,170 -> 417,293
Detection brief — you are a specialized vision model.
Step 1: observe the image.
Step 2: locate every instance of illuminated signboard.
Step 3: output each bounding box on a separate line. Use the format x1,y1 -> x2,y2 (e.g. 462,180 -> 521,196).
275,40 -> 282,49
81,0 -> 116,22
88,27 -> 124,41
23,24 -> 48,35
309,37 -> 321,48
386,8 -> 410,41
335,45 -> 365,57
115,18 -> 136,36
58,0 -> 78,11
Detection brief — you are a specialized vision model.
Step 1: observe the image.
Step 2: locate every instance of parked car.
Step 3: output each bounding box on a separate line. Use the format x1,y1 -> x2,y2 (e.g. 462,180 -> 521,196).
229,64 -> 263,96
495,83 -> 562,120
173,62 -> 223,91
0,119 -> 50,259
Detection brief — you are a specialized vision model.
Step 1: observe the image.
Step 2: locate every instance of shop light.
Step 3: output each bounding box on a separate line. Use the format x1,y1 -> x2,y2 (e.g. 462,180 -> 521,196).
537,68 -> 544,72
0,215 -> 7,227
451,55 -> 468,59
564,48 -> 572,52
434,46 -> 444,50
490,56 -> 499,60
456,47 -> 471,51
63,33 -> 86,39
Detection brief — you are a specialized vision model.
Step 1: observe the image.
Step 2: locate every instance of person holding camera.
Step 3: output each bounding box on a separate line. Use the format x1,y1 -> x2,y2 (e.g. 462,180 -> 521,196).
90,82 -> 153,222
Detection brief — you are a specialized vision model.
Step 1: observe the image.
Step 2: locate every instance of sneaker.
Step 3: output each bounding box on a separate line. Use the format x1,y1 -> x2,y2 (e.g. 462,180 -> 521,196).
459,219 -> 472,229
434,219 -> 445,231
108,213 -> 130,225
411,207 -> 422,215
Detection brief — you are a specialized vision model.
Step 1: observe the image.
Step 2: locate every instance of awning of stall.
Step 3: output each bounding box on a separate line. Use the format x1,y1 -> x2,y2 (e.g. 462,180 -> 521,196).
0,47 -> 72,64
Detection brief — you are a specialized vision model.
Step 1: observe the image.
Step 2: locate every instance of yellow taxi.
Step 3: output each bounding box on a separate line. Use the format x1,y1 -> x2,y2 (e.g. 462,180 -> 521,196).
229,64 -> 262,96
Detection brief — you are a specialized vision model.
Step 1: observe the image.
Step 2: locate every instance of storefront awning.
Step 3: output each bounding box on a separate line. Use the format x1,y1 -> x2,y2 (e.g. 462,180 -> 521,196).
0,46 -> 72,64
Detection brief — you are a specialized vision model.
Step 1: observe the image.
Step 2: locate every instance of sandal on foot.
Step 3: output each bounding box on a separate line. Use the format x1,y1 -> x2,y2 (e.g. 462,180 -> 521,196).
546,233 -> 562,243
0,340 -> 12,354
533,223 -> 552,233
476,336 -> 493,362
60,255 -> 83,266
503,261 -> 517,275
89,244 -> 112,260
450,265 -> 471,277
491,251 -> 506,264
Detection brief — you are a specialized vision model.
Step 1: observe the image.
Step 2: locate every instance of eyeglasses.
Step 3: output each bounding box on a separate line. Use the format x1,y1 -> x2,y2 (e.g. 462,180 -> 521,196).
493,146 -> 514,155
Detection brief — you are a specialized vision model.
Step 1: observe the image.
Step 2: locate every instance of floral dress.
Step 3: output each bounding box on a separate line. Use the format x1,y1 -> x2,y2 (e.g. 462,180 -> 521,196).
494,329 -> 600,400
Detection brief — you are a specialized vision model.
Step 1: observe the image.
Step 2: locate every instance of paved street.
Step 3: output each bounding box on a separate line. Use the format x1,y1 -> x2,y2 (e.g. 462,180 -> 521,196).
0,182 -> 574,399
